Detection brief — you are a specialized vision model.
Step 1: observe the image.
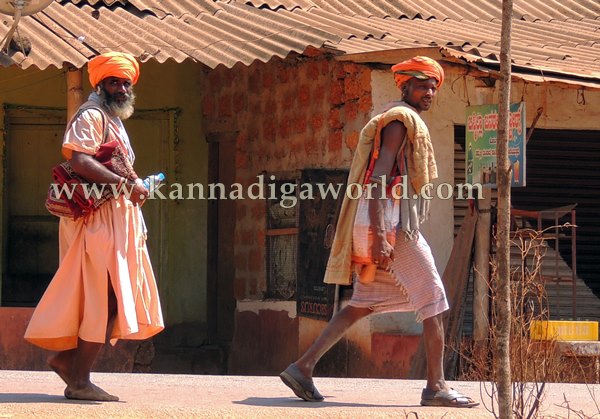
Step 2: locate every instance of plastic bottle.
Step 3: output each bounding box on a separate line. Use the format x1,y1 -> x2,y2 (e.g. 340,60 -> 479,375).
142,172 -> 166,191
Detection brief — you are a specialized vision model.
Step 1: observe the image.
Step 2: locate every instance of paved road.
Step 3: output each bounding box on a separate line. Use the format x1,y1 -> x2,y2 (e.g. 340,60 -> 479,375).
1,370 -> 599,418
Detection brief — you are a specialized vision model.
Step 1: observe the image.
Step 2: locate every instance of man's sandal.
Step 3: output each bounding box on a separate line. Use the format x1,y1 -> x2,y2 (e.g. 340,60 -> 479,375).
420,388 -> 479,408
279,363 -> 324,402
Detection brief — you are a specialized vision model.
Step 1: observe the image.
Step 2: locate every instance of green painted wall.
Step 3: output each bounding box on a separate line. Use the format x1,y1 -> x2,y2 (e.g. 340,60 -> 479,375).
0,60 -> 208,343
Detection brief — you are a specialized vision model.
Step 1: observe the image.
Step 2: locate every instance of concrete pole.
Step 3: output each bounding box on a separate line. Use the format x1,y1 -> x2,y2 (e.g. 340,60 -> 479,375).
66,66 -> 84,120
473,187 -> 491,341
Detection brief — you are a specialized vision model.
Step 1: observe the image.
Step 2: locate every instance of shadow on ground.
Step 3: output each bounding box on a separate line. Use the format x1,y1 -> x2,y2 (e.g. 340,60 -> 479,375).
0,393 -> 104,405
234,396 -> 418,409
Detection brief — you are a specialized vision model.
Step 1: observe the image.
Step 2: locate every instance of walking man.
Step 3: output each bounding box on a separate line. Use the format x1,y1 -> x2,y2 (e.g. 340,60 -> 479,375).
280,56 -> 478,408
25,52 -> 164,401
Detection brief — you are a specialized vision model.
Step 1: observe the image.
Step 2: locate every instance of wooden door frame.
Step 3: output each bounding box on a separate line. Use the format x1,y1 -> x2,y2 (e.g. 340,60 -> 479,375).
0,104 -> 66,305
0,104 -> 179,306
206,131 -> 237,344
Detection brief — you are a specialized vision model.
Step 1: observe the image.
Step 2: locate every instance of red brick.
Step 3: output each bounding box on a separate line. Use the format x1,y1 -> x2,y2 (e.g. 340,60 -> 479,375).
294,115 -> 307,134
344,76 -> 360,101
233,96 -> 245,113
279,118 -> 291,139
304,134 -> 318,155
248,70 -> 262,94
233,276 -> 246,300
345,100 -> 359,121
237,132 -> 249,149
248,96 -> 262,115
202,95 -> 216,118
236,251 -> 249,271
302,46 -> 322,58
251,202 -> 264,220
223,69 -> 236,85
333,63 -> 346,79
248,248 -> 263,273
236,153 -> 248,170
247,278 -> 258,299
313,85 -> 325,104
320,59 -> 330,76
207,70 -> 221,86
330,80 -> 344,105
248,120 -> 260,141
294,139 -> 307,152
298,86 -> 310,107
274,147 -> 286,159
277,65 -> 291,84
263,119 -> 276,142
263,98 -> 277,115
236,204 -> 247,220
329,129 -> 343,152
311,114 -> 324,131
218,94 -> 232,117
256,230 -> 266,245
306,61 -> 320,80
343,62 -> 361,75
358,94 -> 372,114
255,142 -> 269,159
329,108 -> 343,129
359,68 -> 372,93
282,93 -> 294,110
345,131 -> 360,151
241,229 -> 254,243
263,71 -> 274,89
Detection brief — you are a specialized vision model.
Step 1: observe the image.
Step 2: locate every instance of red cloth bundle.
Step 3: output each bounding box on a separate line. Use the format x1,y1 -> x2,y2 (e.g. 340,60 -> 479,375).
45,140 -> 138,220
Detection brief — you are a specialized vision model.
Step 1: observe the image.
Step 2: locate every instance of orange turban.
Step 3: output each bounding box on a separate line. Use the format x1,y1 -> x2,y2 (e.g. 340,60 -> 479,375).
88,52 -> 140,88
391,56 -> 444,89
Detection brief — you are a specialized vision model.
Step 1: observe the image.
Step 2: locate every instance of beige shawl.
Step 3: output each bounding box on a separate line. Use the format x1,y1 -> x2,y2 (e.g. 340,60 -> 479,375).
323,103 -> 438,285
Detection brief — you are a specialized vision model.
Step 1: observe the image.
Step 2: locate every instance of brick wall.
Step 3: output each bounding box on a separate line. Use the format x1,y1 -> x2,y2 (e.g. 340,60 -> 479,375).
202,50 -> 372,300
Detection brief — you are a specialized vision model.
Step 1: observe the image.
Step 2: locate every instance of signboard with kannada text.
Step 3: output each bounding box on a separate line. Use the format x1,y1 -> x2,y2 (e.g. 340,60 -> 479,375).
466,102 -> 526,187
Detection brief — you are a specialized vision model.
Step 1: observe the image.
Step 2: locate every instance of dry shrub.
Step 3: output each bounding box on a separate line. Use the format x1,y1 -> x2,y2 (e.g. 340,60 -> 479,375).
458,226 -> 583,418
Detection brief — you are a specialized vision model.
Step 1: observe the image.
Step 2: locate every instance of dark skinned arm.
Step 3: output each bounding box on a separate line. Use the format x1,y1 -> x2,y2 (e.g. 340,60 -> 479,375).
70,151 -> 148,206
368,120 -> 407,269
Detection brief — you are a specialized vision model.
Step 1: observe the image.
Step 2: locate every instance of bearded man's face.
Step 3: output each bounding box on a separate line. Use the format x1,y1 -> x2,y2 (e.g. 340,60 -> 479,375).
98,76 -> 136,120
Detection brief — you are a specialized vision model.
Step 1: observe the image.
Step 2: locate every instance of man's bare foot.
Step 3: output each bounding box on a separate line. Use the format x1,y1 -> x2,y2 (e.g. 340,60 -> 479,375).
48,354 -> 72,387
64,383 -> 119,402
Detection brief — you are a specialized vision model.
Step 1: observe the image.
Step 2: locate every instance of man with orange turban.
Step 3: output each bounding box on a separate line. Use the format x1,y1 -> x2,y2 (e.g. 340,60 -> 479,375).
281,56 -> 479,408
25,52 -> 164,402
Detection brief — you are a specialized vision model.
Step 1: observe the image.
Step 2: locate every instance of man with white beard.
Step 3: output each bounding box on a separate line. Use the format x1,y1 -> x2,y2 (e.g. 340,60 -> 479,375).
25,52 -> 164,402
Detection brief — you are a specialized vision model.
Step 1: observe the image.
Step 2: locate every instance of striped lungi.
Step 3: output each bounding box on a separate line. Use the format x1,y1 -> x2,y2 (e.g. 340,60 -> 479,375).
349,232 -> 449,321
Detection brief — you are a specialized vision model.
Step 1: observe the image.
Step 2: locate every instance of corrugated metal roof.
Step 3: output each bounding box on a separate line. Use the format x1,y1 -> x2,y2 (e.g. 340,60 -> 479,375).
0,0 -> 598,85
58,0 -> 223,17
321,12 -> 599,80
55,0 -> 600,21
244,0 -> 600,21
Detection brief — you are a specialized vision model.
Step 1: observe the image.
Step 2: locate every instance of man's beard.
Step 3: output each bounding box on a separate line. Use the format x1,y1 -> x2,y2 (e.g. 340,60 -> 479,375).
98,86 -> 136,120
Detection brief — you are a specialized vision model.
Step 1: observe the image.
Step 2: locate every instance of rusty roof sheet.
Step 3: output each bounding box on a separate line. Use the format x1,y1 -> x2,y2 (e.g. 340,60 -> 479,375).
0,0 -> 598,85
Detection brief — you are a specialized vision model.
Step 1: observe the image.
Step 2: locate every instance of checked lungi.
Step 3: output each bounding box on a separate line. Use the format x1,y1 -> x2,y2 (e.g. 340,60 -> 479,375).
349,231 -> 449,321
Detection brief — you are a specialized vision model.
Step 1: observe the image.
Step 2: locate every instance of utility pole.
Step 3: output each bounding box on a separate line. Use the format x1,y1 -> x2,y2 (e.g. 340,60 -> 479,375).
496,0 -> 514,417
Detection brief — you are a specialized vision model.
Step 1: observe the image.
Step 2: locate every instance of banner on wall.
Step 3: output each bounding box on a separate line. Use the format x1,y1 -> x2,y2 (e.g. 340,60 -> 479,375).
466,102 -> 526,187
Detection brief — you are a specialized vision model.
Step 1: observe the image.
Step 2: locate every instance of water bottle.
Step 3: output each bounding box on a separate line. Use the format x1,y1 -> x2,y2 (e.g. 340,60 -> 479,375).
142,172 -> 165,192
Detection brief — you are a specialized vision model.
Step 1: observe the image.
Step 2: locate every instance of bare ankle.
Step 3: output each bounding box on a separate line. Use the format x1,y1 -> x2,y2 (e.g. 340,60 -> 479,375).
426,379 -> 448,392
293,362 -> 314,378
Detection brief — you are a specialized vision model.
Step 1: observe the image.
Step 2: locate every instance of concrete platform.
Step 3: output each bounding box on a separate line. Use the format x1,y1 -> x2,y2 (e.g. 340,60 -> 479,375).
1,370 -> 599,418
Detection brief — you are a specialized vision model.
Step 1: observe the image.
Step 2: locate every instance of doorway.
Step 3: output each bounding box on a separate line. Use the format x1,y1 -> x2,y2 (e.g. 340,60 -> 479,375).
0,105 -> 173,307
207,133 -> 236,346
